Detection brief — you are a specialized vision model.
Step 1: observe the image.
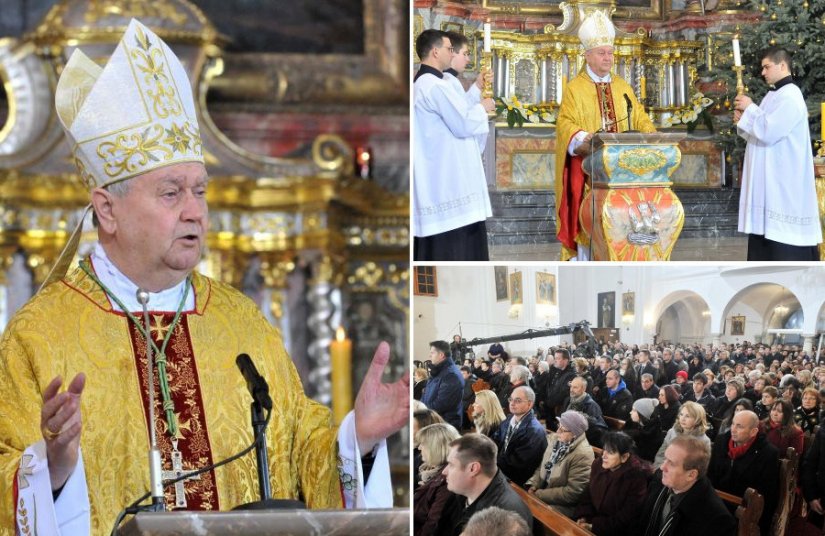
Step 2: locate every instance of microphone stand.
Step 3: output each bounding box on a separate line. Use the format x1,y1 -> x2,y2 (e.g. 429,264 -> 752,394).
251,398 -> 271,502
136,289 -> 165,512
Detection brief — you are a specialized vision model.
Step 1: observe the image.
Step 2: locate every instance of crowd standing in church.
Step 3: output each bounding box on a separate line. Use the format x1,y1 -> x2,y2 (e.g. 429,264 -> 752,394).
414,336 -> 825,535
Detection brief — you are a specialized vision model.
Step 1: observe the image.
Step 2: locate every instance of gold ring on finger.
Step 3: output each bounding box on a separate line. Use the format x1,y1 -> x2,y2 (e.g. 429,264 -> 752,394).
42,426 -> 61,441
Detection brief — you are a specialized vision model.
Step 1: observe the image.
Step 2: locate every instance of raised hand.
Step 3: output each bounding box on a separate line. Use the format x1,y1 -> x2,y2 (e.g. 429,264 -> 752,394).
354,342 -> 410,454
41,373 -> 86,490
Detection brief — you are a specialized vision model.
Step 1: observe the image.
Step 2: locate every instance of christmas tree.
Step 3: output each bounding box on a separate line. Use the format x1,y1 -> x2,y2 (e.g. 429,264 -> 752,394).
708,0 -> 825,169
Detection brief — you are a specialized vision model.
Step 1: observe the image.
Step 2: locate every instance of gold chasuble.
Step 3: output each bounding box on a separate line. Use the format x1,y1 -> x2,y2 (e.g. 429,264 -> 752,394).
554,70 -> 656,260
0,263 -> 342,534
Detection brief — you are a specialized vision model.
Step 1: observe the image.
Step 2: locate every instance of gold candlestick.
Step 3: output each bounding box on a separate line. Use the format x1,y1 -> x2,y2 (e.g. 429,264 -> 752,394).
482,50 -> 496,118
732,65 -> 745,96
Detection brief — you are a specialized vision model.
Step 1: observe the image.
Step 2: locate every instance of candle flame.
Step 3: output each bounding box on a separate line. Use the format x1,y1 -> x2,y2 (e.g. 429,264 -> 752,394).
336,326 -> 347,341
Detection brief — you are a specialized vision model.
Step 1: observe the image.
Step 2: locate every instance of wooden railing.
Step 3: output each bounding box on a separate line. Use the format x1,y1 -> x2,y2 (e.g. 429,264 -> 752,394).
510,483 -> 594,536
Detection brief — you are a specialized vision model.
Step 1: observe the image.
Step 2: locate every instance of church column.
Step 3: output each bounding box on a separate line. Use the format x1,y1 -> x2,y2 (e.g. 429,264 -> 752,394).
803,334 -> 816,354
711,332 -> 721,348
306,255 -> 343,405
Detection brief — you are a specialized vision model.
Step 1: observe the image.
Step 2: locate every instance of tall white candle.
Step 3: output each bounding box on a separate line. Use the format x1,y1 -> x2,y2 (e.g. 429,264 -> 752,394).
484,22 -> 491,53
732,38 -> 741,67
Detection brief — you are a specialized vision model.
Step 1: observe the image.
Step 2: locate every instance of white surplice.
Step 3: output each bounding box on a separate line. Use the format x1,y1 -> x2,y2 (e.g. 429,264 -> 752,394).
737,82 -> 822,246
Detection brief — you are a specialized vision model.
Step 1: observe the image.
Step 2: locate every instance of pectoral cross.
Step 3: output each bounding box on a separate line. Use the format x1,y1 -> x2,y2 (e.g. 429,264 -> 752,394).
161,440 -> 200,508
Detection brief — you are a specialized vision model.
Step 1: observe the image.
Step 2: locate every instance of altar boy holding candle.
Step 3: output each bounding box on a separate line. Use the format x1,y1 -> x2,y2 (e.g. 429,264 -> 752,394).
733,46 -> 822,260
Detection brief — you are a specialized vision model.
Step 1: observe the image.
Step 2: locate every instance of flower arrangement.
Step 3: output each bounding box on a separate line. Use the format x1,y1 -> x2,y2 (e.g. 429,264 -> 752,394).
496,95 -> 556,128
662,92 -> 715,133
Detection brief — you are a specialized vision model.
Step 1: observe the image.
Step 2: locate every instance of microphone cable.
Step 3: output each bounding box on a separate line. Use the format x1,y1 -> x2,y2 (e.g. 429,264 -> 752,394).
109,407 -> 272,536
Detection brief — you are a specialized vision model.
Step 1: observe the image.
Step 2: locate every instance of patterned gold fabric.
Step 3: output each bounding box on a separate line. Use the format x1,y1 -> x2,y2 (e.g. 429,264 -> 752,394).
0,264 -> 342,535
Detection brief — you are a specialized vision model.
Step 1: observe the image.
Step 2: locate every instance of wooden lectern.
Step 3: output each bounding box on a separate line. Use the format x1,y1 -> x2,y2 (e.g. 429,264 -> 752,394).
116,508 -> 410,535
579,132 -> 685,261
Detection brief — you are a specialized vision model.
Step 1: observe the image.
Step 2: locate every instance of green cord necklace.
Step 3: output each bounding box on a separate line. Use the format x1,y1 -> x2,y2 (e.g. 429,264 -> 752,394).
80,260 -> 190,438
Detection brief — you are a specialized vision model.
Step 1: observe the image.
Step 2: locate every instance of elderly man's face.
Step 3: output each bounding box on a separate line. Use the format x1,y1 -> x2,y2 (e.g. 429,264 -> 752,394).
509,387 -> 533,417
730,412 -> 758,445
641,377 -> 653,390
569,378 -> 586,398
97,162 -> 208,291
585,46 -> 614,77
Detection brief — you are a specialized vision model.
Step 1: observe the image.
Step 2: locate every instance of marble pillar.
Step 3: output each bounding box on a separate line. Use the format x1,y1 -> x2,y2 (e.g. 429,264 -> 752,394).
305,256 -> 342,405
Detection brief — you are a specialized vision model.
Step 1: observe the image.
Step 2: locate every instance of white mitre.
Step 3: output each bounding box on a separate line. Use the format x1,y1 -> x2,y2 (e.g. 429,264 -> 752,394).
55,18 -> 203,190
578,11 -> 616,50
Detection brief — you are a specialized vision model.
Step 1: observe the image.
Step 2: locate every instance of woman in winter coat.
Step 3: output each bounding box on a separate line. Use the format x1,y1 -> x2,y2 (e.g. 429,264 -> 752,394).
574,431 -> 651,536
525,410 -> 595,517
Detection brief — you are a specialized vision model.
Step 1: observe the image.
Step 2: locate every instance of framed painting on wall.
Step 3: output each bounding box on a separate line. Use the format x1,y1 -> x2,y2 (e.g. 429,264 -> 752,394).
510,272 -> 523,305
598,291 -> 615,328
731,315 -> 745,336
622,292 -> 635,315
536,272 -> 556,305
495,266 -> 509,301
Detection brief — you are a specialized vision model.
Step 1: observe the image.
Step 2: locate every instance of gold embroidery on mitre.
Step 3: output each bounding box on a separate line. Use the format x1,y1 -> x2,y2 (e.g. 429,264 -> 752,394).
55,19 -> 203,191
578,11 -> 616,50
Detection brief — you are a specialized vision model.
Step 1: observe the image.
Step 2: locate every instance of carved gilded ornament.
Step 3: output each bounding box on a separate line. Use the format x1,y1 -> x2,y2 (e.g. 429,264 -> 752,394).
84,0 -> 189,26
616,148 -> 668,176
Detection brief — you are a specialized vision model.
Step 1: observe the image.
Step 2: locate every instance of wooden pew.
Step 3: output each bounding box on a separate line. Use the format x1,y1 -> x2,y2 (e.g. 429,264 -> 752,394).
510,483 -> 594,536
717,488 -> 764,536
772,446 -> 800,536
603,416 -> 626,430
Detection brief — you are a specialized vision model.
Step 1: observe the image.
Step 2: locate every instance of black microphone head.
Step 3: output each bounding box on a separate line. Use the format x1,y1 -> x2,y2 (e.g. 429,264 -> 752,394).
624,93 -> 633,108
236,353 -> 273,411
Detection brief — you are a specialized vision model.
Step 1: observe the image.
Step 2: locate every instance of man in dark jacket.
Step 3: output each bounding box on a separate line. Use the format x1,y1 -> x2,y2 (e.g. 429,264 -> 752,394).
657,348 -> 679,387
496,386 -> 548,487
439,434 -> 532,536
682,373 -> 715,413
563,376 -> 608,447
637,435 -> 736,536
544,348 -> 576,419
801,424 -> 825,526
708,410 -> 780,535
421,340 -> 465,429
597,369 -> 633,422
460,366 -> 478,431
635,372 -> 660,400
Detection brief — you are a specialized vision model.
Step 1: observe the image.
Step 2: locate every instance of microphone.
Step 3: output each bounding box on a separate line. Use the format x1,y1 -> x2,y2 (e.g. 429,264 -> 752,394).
624,93 -> 635,132
236,353 -> 273,411
136,288 -> 165,512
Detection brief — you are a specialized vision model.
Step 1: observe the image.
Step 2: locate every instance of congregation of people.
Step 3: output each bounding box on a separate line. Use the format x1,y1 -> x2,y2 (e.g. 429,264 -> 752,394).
413,336 -> 825,535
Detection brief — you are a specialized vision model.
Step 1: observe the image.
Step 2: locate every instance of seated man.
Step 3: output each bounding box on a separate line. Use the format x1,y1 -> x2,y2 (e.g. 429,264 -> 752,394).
563,376 -> 607,447
708,410 -> 780,535
497,386 -> 548,486
636,435 -> 736,535
635,372 -> 660,400
439,434 -> 532,536
597,369 -> 633,422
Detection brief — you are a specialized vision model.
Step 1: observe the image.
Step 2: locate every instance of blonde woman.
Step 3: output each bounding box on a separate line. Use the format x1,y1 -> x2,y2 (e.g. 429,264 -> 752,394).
653,401 -> 711,467
471,389 -> 506,443
413,423 -> 461,536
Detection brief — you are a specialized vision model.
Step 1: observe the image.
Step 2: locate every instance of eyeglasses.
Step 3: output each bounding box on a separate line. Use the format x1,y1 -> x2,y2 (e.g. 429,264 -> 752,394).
557,426 -> 570,434
508,397 -> 526,404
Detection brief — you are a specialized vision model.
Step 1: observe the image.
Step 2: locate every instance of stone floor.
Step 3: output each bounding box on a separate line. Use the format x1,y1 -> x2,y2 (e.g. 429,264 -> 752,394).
490,236 -> 748,261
